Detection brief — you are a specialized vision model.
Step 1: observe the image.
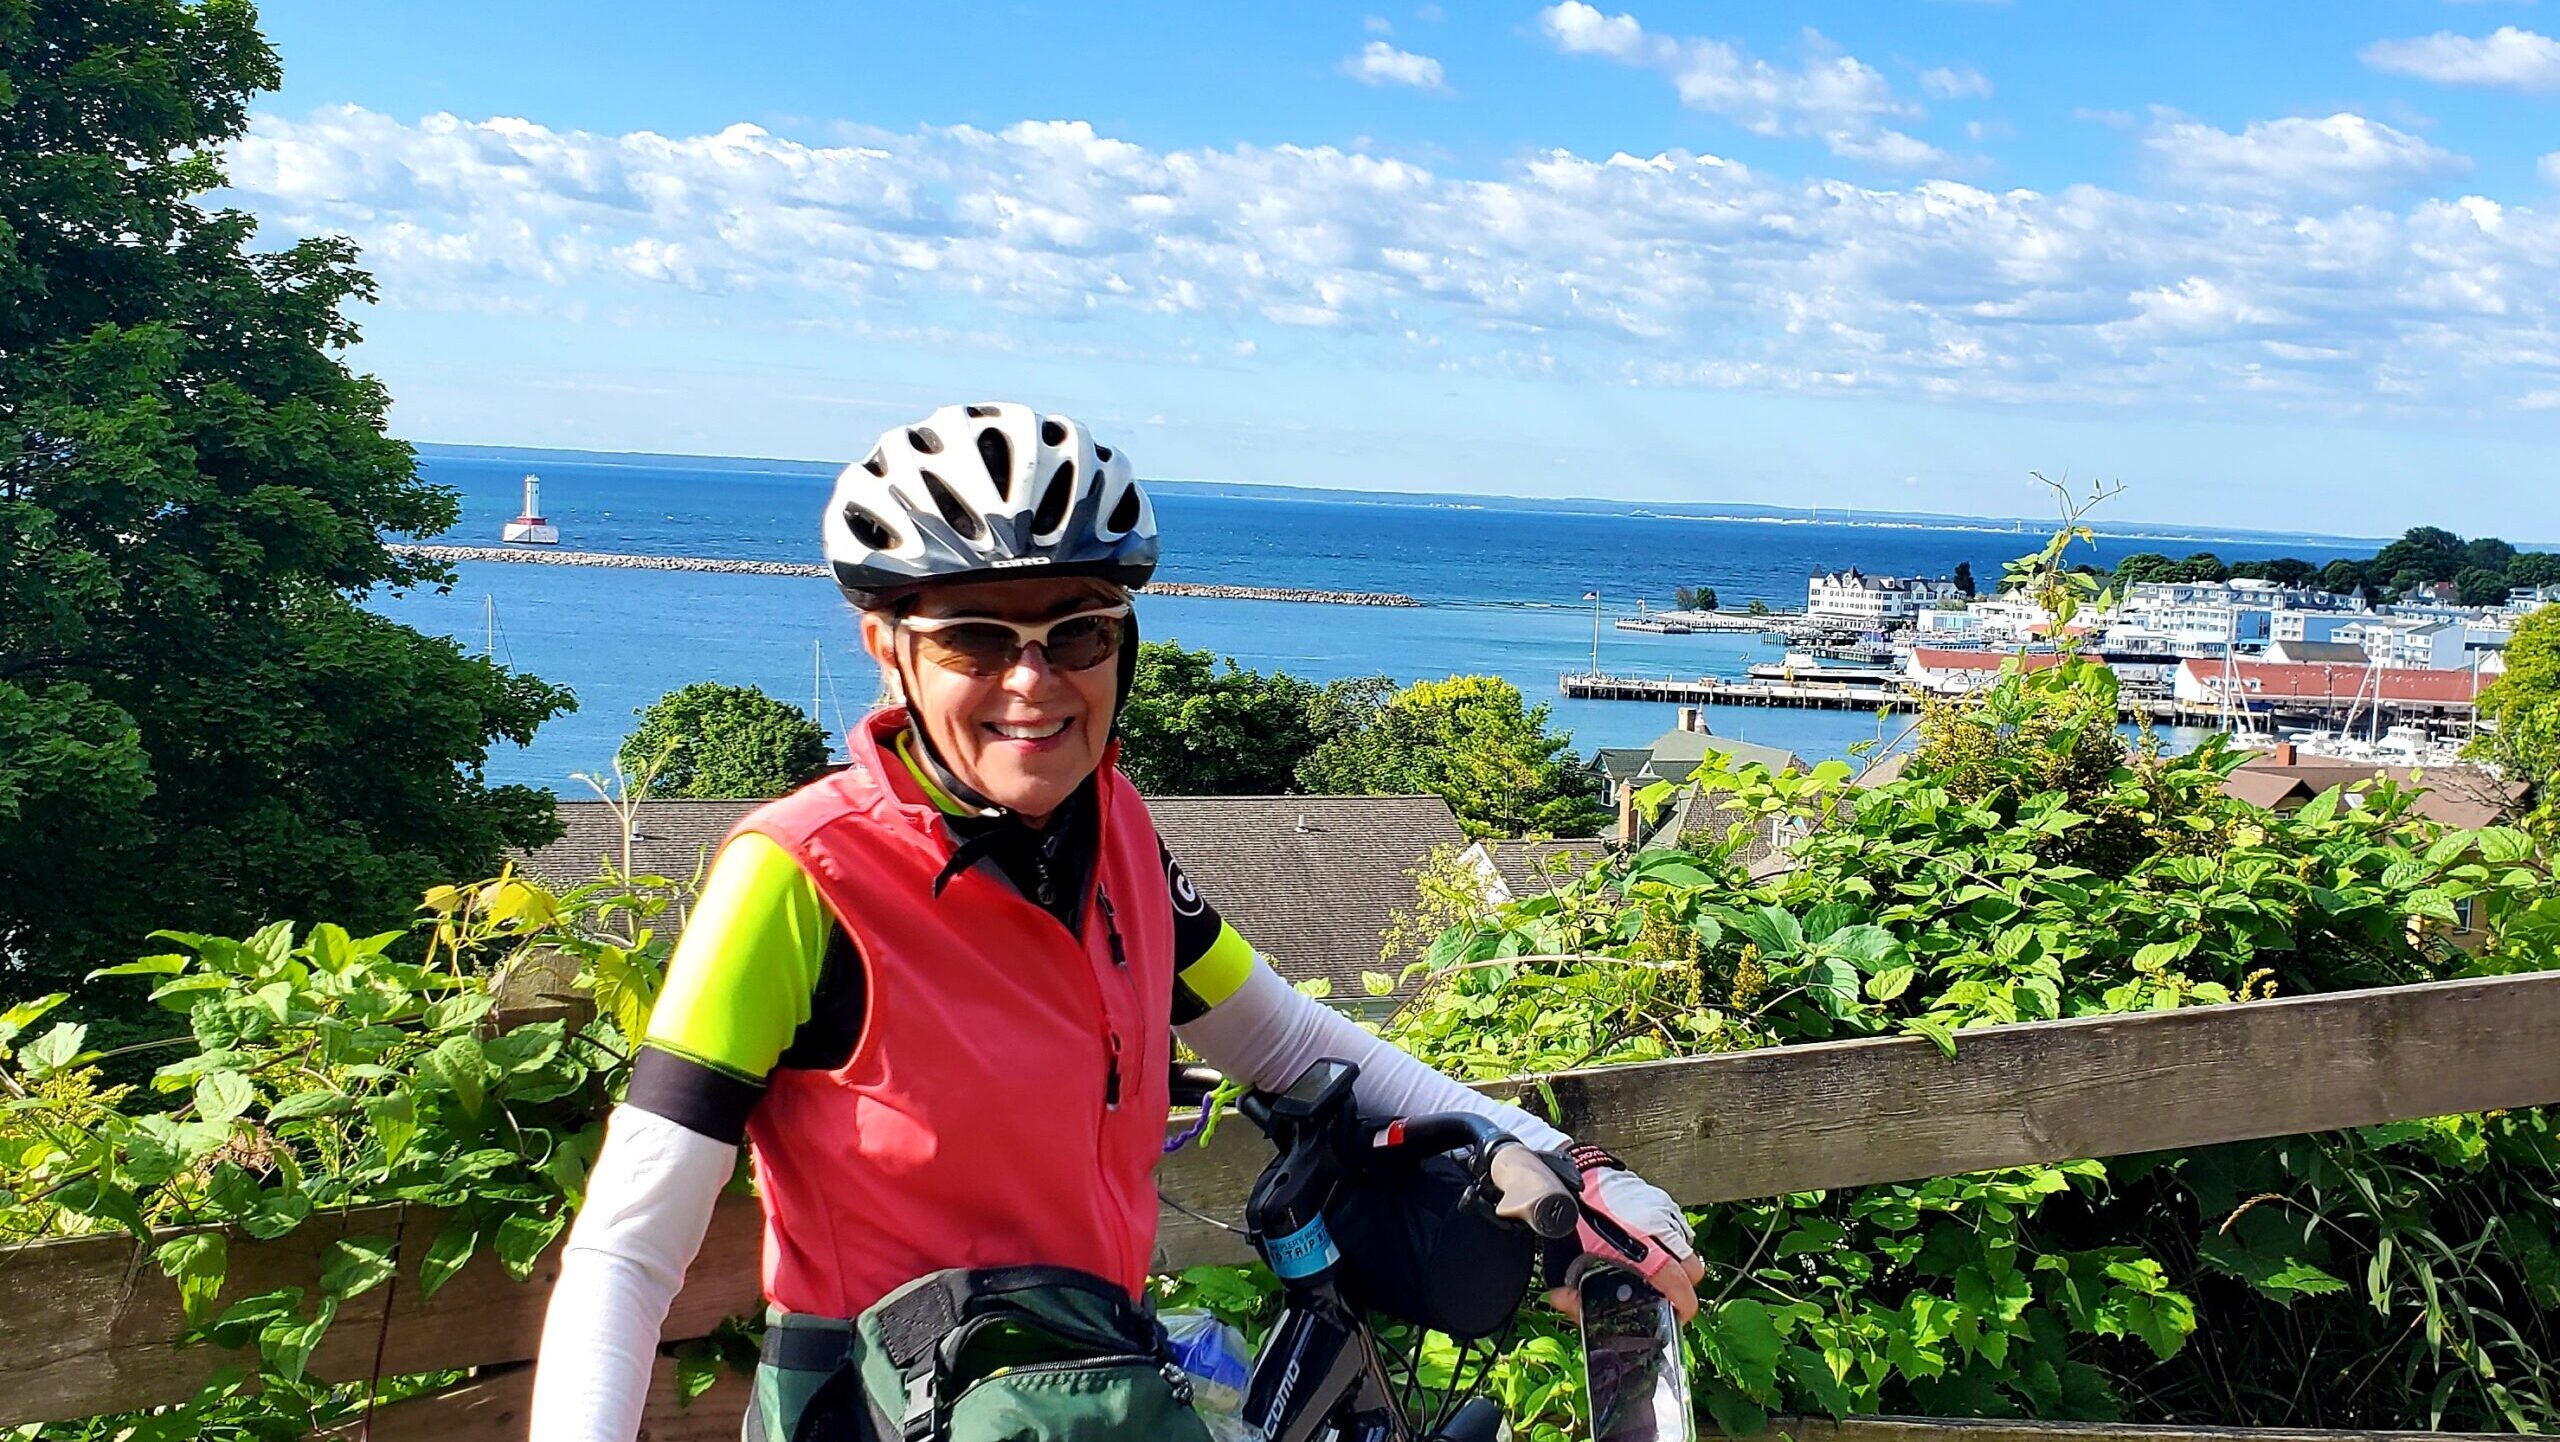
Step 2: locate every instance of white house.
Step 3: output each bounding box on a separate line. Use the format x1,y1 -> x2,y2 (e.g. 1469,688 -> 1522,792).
1806,569 -> 1963,626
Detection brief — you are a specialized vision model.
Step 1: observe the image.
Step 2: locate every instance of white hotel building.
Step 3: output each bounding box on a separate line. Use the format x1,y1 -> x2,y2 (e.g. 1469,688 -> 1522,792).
1806,569 -> 1965,627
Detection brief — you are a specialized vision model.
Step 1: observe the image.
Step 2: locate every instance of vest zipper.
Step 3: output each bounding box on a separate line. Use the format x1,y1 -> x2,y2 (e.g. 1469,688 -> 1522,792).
1098,889 -> 1128,1111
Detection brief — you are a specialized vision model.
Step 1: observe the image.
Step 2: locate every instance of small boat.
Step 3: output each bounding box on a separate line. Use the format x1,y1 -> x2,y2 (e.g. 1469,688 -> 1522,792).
502,474 -> 559,545
1614,618 -> 1695,635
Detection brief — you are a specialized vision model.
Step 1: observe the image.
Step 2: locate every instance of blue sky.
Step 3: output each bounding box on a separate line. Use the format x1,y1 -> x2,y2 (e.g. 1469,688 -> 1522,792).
236,2 -> 2560,533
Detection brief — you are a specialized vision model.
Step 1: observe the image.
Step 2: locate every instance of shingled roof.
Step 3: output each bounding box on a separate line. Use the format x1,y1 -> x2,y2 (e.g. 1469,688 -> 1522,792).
1481,837 -> 1613,898
515,793 -> 1470,1001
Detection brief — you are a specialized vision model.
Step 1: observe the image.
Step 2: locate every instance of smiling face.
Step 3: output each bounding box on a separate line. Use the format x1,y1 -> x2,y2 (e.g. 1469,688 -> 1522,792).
860,576 -> 1127,825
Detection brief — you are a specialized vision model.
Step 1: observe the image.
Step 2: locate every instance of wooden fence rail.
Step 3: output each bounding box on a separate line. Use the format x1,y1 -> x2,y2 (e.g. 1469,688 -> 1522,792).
5,969 -> 2558,1433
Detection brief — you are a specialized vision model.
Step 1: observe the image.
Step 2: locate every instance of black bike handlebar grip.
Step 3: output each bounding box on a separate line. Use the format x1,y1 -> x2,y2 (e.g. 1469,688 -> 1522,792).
1487,1143 -> 1579,1239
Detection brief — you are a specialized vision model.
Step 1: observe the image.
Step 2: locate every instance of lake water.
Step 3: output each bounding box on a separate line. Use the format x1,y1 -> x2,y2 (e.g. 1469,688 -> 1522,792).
372,449 -> 2368,791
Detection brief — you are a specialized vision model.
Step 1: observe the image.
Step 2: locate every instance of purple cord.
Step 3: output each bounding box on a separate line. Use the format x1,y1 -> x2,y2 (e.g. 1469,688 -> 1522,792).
1163,1104 -> 1213,1155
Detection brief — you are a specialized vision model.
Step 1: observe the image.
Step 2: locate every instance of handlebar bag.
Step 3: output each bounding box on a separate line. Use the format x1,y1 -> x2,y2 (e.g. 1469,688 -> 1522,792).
837,1265 -> 1215,1442
1326,1152 -> 1538,1341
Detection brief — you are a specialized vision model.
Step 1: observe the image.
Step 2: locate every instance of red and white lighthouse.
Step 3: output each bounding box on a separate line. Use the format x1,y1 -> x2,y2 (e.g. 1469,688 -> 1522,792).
502,473 -> 559,545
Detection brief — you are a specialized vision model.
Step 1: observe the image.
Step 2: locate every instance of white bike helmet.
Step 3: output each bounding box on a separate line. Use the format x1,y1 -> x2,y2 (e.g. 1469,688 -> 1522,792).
824,402 -> 1158,609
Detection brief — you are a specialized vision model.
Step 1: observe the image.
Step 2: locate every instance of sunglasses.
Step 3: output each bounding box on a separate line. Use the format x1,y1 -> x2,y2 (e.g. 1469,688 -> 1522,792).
899,601 -> 1132,677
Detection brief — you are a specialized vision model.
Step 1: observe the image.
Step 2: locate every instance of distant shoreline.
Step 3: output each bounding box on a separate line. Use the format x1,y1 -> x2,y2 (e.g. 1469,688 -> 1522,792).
389,545 -> 1424,608
411,442 -> 2399,551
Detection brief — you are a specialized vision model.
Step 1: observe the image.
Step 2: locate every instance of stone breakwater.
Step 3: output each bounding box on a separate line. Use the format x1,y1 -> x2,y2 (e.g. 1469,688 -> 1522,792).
392,545 -> 1423,608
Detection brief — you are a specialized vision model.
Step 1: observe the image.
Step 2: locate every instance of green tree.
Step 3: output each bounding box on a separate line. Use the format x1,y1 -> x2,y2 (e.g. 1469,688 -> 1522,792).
619,684 -> 830,798
2228,557 -> 2314,586
2165,551 -> 2229,583
2456,566 -> 2513,608
2111,552 -> 2175,591
2473,605 -> 2560,800
2510,552 -> 2560,592
2372,526 -> 2467,593
2318,558 -> 2369,596
1746,597 -> 1772,617
1694,586 -> 1719,612
1298,675 -> 1610,838
2466,536 -> 2518,575
1952,561 -> 1976,597
1117,642 -> 1327,796
0,0 -> 572,997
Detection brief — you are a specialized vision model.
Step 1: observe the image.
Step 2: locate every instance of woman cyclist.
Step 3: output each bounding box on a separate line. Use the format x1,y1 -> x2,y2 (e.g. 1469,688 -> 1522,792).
527,403 -> 1705,1441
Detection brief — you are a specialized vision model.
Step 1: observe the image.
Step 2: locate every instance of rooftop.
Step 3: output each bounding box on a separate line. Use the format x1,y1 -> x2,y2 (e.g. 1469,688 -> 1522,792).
2224,754 -> 2526,830
517,792 -> 1472,1002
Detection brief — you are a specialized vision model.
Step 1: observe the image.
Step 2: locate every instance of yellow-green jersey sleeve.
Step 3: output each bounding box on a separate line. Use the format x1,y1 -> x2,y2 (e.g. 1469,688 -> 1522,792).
628,832 -> 834,1140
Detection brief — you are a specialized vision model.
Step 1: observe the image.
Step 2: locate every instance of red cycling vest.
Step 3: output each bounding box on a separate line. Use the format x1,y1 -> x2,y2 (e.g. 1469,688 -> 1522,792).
728,708 -> 1178,1317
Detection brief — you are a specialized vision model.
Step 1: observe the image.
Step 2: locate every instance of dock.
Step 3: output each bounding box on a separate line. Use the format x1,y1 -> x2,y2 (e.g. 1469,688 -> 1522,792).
1559,672 -> 2186,721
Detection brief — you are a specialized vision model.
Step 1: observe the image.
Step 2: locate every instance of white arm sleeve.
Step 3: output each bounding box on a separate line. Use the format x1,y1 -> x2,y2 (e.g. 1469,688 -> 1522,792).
1175,957 -> 1571,1153
528,1105 -> 738,1442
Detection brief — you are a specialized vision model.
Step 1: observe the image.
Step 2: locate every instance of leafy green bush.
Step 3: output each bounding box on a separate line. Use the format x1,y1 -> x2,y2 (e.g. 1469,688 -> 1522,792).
0,866 -> 679,1437
1168,651 -> 2560,1438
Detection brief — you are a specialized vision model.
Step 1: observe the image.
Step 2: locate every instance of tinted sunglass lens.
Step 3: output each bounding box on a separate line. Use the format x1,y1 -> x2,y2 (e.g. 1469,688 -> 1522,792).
1044,616 -> 1124,670
921,623 -> 1022,675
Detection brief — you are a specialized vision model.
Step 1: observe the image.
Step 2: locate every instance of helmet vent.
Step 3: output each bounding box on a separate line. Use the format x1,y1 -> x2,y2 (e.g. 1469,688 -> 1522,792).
919,469 -> 983,542
976,427 -> 1014,501
861,449 -> 888,478
1040,418 -> 1068,447
1107,486 -> 1141,535
1095,444 -> 1114,462
965,404 -> 1001,418
907,426 -> 945,455
1033,460 -> 1075,534
842,503 -> 899,552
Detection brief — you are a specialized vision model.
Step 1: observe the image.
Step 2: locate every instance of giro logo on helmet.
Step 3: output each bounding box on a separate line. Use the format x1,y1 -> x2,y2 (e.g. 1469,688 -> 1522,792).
990,556 -> 1054,568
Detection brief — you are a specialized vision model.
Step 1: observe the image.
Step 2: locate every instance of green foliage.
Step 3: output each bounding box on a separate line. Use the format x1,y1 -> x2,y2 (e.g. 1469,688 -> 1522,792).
0,860 -> 681,1437
1676,586 -> 1721,612
1331,657 -> 2560,1434
2459,566 -> 2514,608
1747,597 -> 1773,617
619,682 -> 830,799
1952,562 -> 1976,598
0,0 -> 574,1007
1299,675 -> 1611,839
2473,606 -> 2560,824
1116,641 -> 1342,796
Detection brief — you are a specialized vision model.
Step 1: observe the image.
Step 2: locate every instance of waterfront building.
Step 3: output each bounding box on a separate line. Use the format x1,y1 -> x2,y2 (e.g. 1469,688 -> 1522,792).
1806,569 -> 1963,626
1905,647 -> 2072,696
1912,607 -> 1984,643
2170,658 -> 2485,715
1967,593 -> 2054,646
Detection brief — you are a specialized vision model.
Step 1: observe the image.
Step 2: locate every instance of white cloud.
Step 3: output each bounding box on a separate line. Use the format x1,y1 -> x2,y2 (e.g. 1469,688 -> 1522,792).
221,106 -> 2560,420
2521,389 -> 2560,411
2543,151 -> 2560,185
1537,3 -> 1944,169
1341,40 -> 1448,91
1416,3 -> 1444,20
1364,15 -> 1392,35
1919,65 -> 1994,100
2361,26 -> 2560,90
2145,112 -> 2471,202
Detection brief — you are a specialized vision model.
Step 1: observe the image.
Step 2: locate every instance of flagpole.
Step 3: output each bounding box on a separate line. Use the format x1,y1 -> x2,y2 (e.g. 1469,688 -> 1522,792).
1586,591 -> 1601,677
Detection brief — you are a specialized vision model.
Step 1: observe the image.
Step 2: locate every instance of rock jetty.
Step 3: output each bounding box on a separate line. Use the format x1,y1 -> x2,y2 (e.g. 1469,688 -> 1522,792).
392,545 -> 1422,608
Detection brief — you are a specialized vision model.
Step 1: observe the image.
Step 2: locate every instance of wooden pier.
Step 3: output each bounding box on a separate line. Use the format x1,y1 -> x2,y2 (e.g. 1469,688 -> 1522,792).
1559,672 -> 2186,721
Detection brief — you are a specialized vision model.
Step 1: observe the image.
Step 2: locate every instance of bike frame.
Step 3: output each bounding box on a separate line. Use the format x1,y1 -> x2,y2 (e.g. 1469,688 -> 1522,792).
1207,1059 -> 1554,1442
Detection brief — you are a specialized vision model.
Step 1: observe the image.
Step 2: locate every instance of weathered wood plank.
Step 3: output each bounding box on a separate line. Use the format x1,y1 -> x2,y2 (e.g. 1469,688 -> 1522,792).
1154,969 -> 2560,1268
0,1191 -> 764,1428
1756,1416 -> 2516,1442
7,970 -> 2559,1427
317,1360 -> 747,1442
